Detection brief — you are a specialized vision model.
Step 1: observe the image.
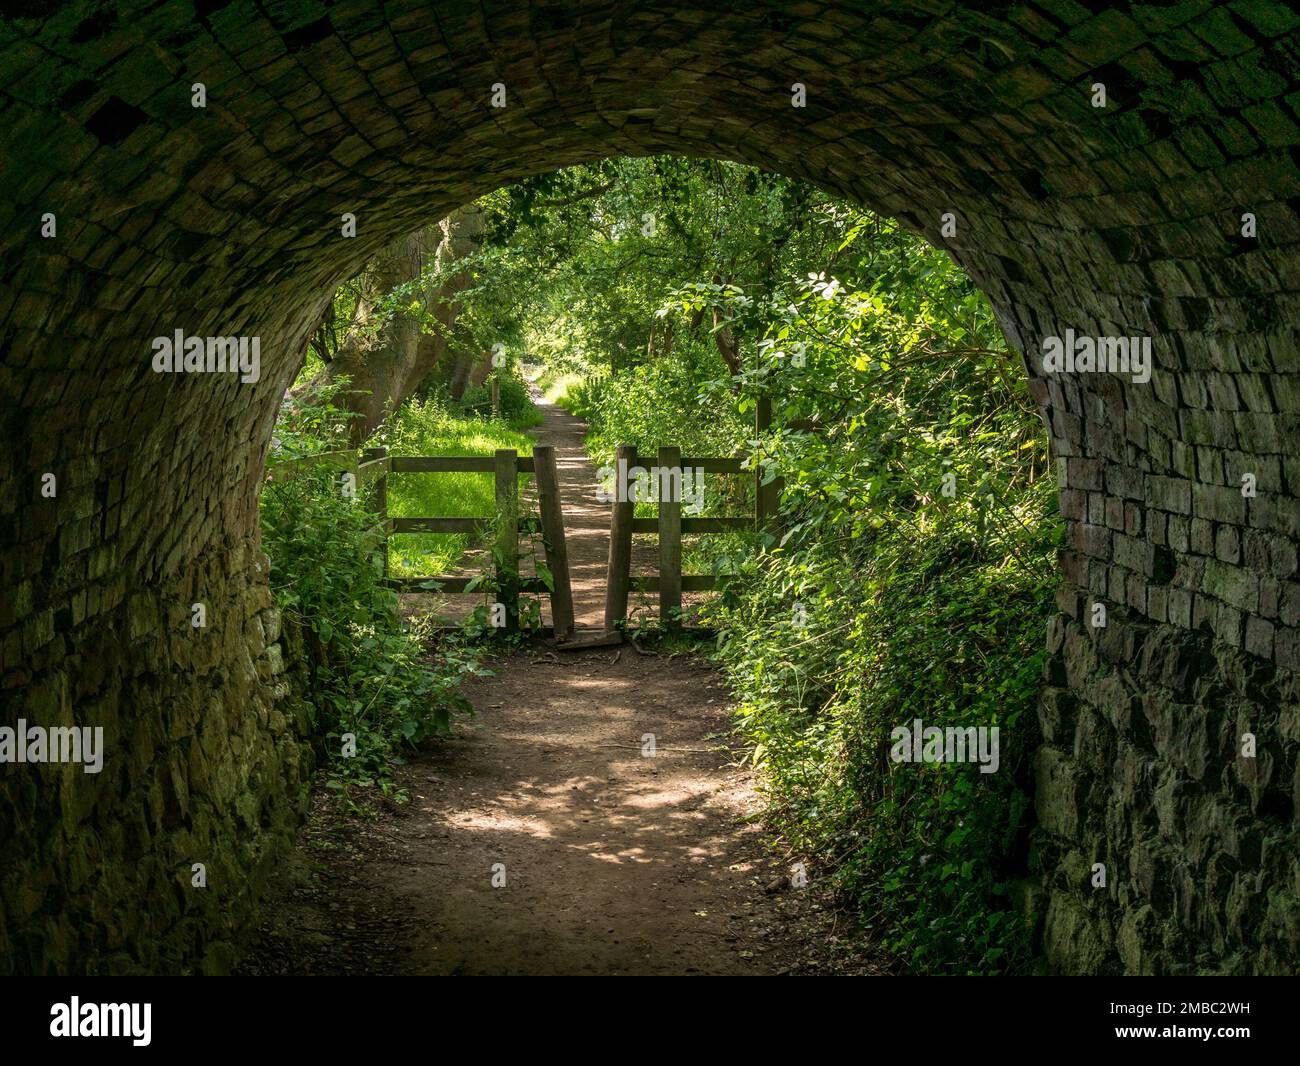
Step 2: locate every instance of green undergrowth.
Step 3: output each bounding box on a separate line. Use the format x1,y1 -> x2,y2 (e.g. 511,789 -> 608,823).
261,386 -> 531,809
260,469 -> 489,805
704,490 -> 1056,973
538,370 -> 585,408
374,396 -> 536,578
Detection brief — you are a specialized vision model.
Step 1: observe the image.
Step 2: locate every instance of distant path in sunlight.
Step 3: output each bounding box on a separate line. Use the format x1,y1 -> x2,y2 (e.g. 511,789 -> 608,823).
525,384 -> 617,628
526,383 -> 706,628
366,391 -> 846,975
244,389 -> 881,976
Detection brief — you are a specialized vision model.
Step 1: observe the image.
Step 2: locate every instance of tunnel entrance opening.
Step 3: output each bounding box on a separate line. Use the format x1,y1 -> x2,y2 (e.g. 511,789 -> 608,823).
1,2 -> 1297,976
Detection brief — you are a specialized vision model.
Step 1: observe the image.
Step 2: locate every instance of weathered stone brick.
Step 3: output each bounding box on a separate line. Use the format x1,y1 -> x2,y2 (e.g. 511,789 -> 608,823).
1215,523 -> 1241,563
1193,483 -> 1248,525
0,0 -> 1294,982
1168,589 -> 1194,629
1204,557 -> 1261,613
1106,495 -> 1126,530
1166,514 -> 1191,553
1191,517 -> 1216,555
1274,625 -> 1300,670
1146,474 -> 1193,514
1244,615 -> 1275,658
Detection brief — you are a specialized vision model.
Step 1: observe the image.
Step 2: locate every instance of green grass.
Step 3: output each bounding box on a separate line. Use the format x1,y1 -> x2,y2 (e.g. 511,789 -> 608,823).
540,372 -> 584,407
380,397 -> 535,577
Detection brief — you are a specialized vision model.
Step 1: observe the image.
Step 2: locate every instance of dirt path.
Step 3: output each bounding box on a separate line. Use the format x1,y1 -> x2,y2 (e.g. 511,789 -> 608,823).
242,395 -> 882,976
526,390 -> 618,628
372,649 -> 798,975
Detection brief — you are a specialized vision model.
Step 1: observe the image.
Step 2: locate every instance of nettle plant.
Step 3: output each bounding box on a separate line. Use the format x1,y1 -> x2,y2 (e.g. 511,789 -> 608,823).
693,218 -> 1059,973
271,376 -> 359,457
457,508 -> 550,637
261,469 -> 484,799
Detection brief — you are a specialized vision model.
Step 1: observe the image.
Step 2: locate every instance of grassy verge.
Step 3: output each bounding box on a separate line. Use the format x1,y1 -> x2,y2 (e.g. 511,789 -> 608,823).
539,371 -> 585,408
375,397 -> 537,578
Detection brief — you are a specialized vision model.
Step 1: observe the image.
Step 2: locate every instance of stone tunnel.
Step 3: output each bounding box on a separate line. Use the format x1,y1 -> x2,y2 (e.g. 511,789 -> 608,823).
0,0 -> 1297,974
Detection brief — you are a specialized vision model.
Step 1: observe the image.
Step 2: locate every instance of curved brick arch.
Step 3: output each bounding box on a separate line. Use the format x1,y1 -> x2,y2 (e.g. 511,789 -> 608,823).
1,2 -> 1297,975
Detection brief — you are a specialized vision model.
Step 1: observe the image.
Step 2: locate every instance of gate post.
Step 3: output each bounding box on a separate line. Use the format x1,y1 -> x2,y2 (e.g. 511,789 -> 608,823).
362,445 -> 388,580
603,444 -> 636,632
533,444 -> 575,640
658,445 -> 682,626
495,448 -> 519,631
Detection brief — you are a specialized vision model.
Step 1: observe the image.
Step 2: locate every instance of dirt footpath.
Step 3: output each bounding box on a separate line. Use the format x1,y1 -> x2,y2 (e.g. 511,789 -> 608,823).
372,647 -> 807,975
241,393 -> 883,976
243,641 -> 883,976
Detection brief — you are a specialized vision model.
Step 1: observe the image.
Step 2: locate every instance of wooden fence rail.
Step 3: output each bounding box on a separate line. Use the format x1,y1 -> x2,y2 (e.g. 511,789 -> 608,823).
602,397 -> 781,632
265,444 -> 574,639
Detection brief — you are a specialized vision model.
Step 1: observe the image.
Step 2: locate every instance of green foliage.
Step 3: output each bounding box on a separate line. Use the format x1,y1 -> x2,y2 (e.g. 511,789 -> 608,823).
272,377 -> 358,457
466,157 -> 839,392
707,507 -> 1053,973
543,373 -> 601,420
694,222 -> 1058,973
372,396 -> 535,577
491,159 -> 1059,972
260,471 -> 485,795
578,358 -> 746,468
534,369 -> 585,409
263,387 -> 489,804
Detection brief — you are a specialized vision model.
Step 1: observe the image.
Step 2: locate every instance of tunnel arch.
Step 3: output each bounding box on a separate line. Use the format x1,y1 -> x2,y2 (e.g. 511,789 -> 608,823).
1,1 -> 1297,975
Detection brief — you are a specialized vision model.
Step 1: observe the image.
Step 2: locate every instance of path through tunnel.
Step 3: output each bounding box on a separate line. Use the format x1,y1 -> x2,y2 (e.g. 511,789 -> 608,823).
1,1 -> 1298,975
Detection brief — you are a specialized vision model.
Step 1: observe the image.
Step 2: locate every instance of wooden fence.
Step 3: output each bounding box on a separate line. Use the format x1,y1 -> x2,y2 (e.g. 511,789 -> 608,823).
264,393 -> 780,641
603,444 -> 775,631
265,444 -> 575,639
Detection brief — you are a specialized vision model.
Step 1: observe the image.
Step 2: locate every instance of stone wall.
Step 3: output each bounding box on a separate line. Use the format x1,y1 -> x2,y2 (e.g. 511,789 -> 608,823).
0,0 -> 1297,973
0,536 -> 312,974
1038,615 -> 1299,974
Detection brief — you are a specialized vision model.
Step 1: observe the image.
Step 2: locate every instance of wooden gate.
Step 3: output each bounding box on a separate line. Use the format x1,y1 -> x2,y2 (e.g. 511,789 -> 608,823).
602,443 -> 778,632
267,444 -> 575,639
368,444 -> 575,639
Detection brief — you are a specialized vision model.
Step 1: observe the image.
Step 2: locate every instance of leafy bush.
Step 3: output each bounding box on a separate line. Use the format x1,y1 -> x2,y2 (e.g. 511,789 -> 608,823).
262,384 -> 490,801
698,232 -> 1058,972
260,471 -> 485,795
549,375 -> 601,420
535,370 -> 586,410
706,486 -> 1054,972
578,356 -> 747,469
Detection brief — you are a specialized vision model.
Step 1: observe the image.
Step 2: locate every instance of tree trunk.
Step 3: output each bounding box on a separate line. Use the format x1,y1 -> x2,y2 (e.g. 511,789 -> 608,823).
711,306 -> 742,377
300,206 -> 485,444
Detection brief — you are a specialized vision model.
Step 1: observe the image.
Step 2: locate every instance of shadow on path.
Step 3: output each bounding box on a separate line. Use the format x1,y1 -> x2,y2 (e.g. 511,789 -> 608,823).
241,394 -> 884,976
